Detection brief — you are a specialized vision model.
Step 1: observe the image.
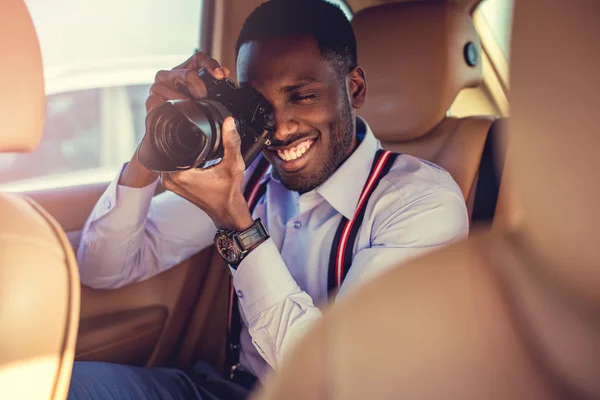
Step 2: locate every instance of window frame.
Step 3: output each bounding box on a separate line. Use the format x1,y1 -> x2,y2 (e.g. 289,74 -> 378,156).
472,0 -> 513,116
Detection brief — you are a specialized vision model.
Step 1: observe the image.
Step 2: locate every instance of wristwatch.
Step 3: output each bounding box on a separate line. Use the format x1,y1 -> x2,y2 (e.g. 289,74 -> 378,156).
214,218 -> 270,267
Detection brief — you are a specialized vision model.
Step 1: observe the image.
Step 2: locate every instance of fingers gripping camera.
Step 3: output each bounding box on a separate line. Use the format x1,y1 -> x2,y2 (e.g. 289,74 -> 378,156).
138,69 -> 276,173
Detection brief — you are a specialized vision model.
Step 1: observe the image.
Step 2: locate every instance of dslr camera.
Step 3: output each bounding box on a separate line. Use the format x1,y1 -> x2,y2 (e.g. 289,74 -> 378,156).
138,68 -> 276,172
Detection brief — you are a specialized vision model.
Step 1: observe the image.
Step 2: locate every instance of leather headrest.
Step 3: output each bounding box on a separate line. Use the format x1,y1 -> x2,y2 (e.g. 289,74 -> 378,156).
508,1 -> 600,303
1,0 -> 45,152
353,2 -> 483,141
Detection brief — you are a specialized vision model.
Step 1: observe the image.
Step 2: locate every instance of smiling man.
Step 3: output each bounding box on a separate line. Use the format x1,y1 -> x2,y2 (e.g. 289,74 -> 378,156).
69,1 -> 468,399
237,30 -> 358,195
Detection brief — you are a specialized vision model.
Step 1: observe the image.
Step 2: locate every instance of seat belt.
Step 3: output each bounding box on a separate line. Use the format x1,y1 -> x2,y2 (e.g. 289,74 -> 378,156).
471,119 -> 506,224
225,149 -> 399,376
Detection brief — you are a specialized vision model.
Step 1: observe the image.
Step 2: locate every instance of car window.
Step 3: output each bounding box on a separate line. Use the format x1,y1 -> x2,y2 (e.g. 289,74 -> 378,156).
128,85 -> 154,145
1,0 -> 352,192
478,0 -> 514,60
0,89 -> 101,184
0,0 -> 203,191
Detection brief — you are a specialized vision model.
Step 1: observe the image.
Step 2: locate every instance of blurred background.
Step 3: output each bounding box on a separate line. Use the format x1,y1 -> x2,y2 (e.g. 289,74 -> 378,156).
0,0 -> 509,192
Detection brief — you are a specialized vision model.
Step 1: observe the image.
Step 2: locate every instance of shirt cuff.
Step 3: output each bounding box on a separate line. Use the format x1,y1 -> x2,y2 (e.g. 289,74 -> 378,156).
91,163 -> 159,230
233,238 -> 299,321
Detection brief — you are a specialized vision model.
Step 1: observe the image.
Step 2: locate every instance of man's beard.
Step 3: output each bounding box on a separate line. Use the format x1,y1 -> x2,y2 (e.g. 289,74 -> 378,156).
280,95 -> 355,194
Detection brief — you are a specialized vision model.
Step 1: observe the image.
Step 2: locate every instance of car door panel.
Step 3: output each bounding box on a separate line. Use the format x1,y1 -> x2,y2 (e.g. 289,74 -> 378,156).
21,182 -> 230,371
25,183 -> 108,234
75,305 -> 167,366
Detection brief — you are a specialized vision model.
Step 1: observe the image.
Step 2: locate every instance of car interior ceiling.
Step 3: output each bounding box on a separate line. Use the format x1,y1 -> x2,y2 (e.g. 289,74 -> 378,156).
0,0 -> 527,399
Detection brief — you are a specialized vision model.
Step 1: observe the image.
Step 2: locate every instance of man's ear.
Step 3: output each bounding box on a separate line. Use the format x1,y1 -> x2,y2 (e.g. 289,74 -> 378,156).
347,66 -> 367,109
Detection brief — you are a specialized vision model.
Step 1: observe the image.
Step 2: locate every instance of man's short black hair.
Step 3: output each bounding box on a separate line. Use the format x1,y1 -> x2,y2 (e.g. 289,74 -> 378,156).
235,0 -> 357,76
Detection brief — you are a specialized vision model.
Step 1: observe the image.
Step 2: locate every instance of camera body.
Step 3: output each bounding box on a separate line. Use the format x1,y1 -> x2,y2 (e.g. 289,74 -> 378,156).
138,68 -> 276,173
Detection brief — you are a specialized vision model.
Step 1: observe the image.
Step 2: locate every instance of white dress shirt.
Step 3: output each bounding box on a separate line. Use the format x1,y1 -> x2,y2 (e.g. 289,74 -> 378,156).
77,118 -> 469,380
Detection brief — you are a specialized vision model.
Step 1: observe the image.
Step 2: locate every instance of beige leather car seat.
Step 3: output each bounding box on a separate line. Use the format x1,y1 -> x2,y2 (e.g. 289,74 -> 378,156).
0,1 -> 80,399
353,2 -> 504,225
254,1 -> 600,399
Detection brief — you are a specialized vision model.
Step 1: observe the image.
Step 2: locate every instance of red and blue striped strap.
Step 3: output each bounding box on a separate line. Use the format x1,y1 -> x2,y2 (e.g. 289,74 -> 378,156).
327,149 -> 398,297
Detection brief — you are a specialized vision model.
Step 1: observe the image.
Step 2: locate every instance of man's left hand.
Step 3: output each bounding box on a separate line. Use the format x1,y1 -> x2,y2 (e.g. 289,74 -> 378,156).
161,116 -> 254,231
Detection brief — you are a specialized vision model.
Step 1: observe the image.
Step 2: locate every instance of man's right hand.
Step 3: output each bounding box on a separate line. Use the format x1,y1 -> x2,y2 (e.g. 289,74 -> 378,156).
118,52 -> 231,188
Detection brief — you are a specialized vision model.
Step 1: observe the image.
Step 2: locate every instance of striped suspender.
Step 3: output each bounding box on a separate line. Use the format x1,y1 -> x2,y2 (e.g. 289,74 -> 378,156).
327,149 -> 399,296
225,149 -> 399,374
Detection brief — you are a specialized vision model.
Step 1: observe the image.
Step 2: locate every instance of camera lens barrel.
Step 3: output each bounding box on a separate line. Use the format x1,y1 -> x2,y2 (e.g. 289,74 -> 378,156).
138,99 -> 233,172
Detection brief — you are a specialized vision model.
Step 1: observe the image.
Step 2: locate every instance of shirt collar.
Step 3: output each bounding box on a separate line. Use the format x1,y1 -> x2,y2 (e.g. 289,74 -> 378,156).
316,117 -> 380,220
266,117 -> 381,220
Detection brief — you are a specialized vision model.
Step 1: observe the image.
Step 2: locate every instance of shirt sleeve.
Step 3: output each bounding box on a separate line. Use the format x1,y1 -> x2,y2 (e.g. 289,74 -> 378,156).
232,239 -> 323,370
232,184 -> 469,371
77,164 -> 218,289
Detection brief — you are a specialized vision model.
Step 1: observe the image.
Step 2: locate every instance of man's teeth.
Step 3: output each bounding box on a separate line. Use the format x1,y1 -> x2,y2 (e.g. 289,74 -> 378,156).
276,140 -> 313,161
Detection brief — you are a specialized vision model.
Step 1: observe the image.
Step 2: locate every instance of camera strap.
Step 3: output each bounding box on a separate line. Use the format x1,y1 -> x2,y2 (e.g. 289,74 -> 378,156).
225,149 -> 399,377
225,156 -> 271,379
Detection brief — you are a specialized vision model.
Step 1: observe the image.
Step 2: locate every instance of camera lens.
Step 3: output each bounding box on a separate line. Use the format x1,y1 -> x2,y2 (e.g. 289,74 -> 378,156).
151,106 -> 207,168
138,100 -> 233,172
164,119 -> 203,158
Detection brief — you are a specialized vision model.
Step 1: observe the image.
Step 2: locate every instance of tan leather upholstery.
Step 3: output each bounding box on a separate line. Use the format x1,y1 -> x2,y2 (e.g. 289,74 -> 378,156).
354,1 -> 483,140
353,2 -> 497,219
0,195 -> 80,400
0,1 -> 80,399
254,1 -> 600,399
346,0 -> 485,16
0,0 -> 45,153
507,2 -> 600,305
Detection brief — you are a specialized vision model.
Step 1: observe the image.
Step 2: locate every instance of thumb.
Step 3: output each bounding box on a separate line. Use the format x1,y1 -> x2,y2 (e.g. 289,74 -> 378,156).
221,116 -> 242,159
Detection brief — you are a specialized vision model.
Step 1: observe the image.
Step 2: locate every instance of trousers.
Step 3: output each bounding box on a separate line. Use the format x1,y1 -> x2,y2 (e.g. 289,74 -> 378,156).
68,361 -> 255,400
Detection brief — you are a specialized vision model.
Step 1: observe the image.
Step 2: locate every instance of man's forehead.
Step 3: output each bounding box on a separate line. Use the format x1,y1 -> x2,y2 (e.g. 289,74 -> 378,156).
236,35 -> 329,86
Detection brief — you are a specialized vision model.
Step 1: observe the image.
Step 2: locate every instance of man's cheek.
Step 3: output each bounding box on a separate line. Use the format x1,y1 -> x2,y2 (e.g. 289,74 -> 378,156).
299,101 -> 336,122
310,136 -> 328,165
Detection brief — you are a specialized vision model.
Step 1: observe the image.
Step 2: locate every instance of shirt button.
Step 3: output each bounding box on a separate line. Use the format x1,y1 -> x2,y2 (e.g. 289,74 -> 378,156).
293,221 -> 302,229
105,199 -> 112,210
236,289 -> 244,299
83,239 -> 95,254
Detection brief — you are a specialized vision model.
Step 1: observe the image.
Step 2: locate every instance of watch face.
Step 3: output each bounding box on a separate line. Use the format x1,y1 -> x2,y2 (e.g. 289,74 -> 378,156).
215,233 -> 239,264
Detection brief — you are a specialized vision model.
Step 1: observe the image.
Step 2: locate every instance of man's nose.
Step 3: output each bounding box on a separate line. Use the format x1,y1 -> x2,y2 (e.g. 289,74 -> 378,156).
272,108 -> 298,142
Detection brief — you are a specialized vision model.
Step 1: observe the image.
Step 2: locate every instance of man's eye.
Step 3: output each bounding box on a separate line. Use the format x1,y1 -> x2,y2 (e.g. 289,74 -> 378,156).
292,93 -> 317,102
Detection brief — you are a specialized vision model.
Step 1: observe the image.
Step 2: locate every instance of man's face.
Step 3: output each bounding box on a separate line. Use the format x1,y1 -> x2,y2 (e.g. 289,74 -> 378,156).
237,35 -> 364,193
